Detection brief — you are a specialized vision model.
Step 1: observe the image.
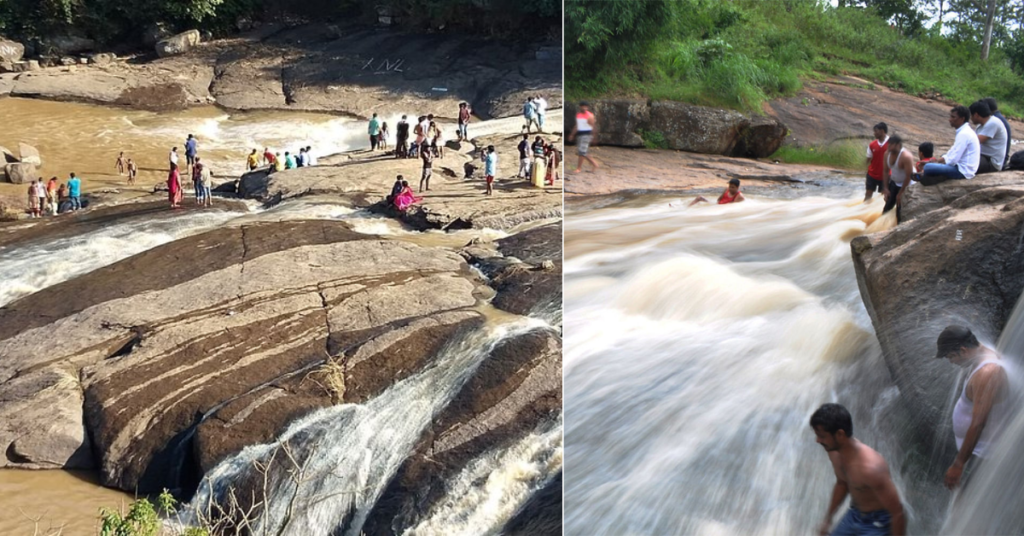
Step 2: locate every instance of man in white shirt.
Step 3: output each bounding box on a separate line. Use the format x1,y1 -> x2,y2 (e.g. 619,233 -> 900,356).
305,146 -> 317,166
535,95 -> 548,132
920,105 -> 980,185
969,100 -> 1008,175
169,147 -> 179,169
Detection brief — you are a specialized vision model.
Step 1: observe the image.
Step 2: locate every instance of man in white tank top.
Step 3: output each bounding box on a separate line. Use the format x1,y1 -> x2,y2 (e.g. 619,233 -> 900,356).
881,135 -> 914,224
935,325 -> 1012,491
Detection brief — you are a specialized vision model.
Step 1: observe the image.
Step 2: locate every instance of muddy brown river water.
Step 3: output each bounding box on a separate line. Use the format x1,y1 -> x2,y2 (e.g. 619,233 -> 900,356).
0,97 -> 396,206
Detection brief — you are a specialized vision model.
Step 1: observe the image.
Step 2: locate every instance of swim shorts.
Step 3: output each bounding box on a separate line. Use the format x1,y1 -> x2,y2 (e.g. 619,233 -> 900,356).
577,133 -> 592,156
486,174 -> 494,184
865,172 -> 884,192
831,507 -> 890,536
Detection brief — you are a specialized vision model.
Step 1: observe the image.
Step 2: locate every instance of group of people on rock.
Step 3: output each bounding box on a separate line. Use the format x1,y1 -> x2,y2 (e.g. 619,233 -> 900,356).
522,95 -> 549,134
389,112 -> 450,160
811,324 -> 1012,536
257,145 -> 318,173
517,134 -> 561,187
26,173 -> 83,217
166,134 -> 216,209
864,97 -> 1014,223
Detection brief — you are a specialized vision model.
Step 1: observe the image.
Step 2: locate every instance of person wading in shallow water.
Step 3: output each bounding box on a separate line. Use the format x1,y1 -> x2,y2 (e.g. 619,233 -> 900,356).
811,403 -> 905,536
934,326 -> 1012,495
687,178 -> 745,206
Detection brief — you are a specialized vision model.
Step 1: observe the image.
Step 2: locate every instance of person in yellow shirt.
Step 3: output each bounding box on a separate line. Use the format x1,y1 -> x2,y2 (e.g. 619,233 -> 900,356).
274,152 -> 285,172
247,149 -> 260,171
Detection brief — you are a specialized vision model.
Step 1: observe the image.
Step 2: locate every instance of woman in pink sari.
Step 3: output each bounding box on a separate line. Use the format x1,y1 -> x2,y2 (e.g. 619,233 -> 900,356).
393,180 -> 422,211
168,163 -> 183,208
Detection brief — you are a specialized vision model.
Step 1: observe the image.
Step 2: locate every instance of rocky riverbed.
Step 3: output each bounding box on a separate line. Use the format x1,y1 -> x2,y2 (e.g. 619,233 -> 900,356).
1,22 -> 561,121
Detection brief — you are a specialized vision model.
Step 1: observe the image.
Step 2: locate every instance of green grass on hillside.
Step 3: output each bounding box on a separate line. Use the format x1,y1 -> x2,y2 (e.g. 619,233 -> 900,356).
771,142 -> 865,170
567,0 -> 1024,118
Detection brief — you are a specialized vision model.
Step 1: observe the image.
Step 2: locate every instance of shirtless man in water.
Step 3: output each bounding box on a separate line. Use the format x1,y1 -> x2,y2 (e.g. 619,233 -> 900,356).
811,403 -> 905,536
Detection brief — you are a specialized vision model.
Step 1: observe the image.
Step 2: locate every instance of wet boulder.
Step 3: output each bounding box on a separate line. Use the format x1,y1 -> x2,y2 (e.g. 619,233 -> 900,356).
852,185 -> 1024,445
0,38 -> 24,63
901,172 -> 1024,222
156,30 -> 201,58
18,142 -> 42,167
5,162 -> 38,184
565,99 -> 787,158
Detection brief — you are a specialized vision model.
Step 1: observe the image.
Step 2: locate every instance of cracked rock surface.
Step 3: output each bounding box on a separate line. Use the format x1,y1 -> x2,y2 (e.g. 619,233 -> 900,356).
0,219 -> 487,493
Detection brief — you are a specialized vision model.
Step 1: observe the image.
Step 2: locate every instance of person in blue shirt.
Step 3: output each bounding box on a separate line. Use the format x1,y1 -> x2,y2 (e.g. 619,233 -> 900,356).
67,172 -> 82,211
484,145 -> 498,196
522,98 -> 538,134
284,151 -> 296,169
184,134 -> 198,170
368,113 -> 381,151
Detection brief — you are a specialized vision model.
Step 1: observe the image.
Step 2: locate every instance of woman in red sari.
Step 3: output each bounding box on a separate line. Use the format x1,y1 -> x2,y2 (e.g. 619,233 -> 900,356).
168,163 -> 183,208
393,180 -> 422,211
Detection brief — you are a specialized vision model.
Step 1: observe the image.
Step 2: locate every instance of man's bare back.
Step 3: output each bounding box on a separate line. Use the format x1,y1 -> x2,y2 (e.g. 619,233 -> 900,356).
828,442 -> 891,513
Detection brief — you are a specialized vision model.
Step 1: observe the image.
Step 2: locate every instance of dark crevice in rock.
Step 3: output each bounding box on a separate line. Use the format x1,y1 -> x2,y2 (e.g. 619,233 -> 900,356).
5,441 -> 30,464
108,328 -> 144,359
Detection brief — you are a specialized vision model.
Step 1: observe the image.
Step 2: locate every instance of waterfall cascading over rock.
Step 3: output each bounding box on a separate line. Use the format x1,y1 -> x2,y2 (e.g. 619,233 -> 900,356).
181,318 -> 554,536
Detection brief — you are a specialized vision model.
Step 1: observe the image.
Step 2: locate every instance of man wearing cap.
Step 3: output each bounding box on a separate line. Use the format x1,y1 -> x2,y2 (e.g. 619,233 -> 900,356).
935,325 -> 1012,492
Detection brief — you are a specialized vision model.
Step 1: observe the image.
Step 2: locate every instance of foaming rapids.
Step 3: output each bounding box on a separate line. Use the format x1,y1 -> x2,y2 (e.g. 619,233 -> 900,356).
180,318 -> 552,536
0,209 -> 246,307
564,195 -> 939,534
407,415 -> 563,535
941,291 -> 1024,534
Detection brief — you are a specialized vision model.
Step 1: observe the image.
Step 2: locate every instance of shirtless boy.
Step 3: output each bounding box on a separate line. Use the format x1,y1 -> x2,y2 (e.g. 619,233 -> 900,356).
811,403 -> 905,536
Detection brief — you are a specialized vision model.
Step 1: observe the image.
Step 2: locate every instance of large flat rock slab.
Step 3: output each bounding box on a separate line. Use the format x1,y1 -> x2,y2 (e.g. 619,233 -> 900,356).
0,219 -> 489,494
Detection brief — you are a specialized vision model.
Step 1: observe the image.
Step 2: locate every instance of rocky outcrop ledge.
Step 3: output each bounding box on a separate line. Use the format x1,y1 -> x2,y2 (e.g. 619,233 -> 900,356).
0,218 -> 560,504
562,99 -> 787,158
851,173 -> 1024,446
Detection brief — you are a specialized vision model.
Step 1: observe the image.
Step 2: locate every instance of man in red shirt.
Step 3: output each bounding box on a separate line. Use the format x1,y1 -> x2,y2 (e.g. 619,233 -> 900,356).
865,122 -> 889,202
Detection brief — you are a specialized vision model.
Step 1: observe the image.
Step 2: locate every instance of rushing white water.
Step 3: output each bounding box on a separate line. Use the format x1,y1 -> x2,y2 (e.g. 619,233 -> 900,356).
407,415 -> 563,536
182,318 -> 552,536
941,290 -> 1024,534
0,209 -> 248,307
564,194 -> 946,535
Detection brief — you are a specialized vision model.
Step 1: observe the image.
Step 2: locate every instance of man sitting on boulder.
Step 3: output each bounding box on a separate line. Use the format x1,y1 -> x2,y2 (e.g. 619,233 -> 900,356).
983,98 -> 1012,171
970,100 -> 1008,175
919,106 -> 980,185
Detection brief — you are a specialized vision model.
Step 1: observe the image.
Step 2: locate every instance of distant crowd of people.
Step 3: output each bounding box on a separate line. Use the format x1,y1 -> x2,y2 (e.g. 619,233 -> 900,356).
25,173 -> 83,217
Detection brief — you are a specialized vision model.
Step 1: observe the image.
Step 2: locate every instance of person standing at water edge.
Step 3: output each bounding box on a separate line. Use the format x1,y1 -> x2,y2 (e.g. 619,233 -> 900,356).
127,159 -> 138,185
811,403 -> 905,536
920,106 -> 980,185
185,134 -> 198,171
484,145 -> 497,196
67,172 -> 82,211
518,134 -> 531,178
569,101 -> 599,173
864,123 -> 889,202
522,97 -> 538,134
46,176 -> 58,214
934,325 -> 1012,492
969,100 -> 1007,175
35,179 -> 47,216
457,102 -> 472,141
881,135 -> 914,224
368,113 -> 381,150
420,139 -> 434,192
169,147 -> 179,169
535,94 -> 548,132
397,115 -> 410,158
168,163 -> 182,208
199,161 -> 213,207
247,149 -> 260,171
305,146 -> 317,166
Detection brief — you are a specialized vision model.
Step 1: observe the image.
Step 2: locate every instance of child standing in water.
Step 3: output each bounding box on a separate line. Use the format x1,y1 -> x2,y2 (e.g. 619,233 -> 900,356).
687,178 -> 746,206
115,152 -> 126,176
127,159 -> 137,185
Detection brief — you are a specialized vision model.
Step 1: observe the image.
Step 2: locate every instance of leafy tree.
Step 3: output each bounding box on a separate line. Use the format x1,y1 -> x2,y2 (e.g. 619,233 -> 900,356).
566,0 -> 677,75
